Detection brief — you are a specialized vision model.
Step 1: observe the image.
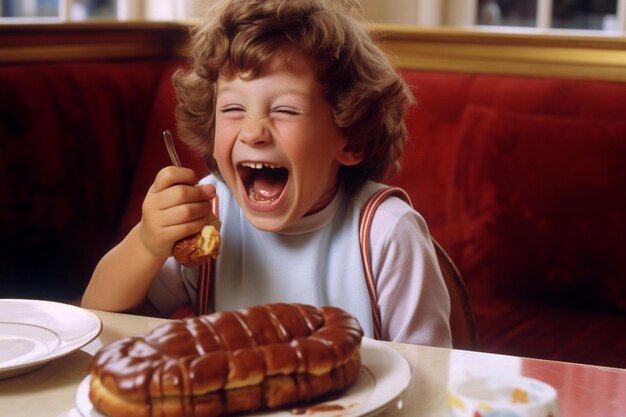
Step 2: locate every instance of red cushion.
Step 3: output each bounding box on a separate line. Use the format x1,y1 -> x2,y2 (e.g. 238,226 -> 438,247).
445,105 -> 626,313
0,61 -> 168,300
116,63 -> 206,239
391,70 -> 626,241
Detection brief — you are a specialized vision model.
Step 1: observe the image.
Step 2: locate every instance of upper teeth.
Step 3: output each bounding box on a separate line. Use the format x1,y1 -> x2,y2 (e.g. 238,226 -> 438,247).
241,162 -> 281,169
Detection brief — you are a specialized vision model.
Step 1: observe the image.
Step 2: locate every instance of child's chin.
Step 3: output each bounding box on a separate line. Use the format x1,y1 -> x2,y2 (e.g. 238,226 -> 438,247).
241,205 -> 299,232
246,216 -> 292,232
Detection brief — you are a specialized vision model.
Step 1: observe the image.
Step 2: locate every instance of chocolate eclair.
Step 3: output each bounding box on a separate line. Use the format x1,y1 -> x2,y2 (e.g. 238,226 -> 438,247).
88,303 -> 363,417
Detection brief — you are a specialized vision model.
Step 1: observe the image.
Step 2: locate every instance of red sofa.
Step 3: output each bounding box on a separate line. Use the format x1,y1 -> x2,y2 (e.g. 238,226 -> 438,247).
2,24 -> 625,369
390,70 -> 626,368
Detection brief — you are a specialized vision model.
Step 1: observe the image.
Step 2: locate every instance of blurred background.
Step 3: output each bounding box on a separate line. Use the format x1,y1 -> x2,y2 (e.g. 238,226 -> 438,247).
2,0 -> 626,369
1,0 -> 625,32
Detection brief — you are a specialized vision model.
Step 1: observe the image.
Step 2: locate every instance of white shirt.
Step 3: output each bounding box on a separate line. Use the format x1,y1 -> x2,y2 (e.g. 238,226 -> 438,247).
149,178 -> 451,347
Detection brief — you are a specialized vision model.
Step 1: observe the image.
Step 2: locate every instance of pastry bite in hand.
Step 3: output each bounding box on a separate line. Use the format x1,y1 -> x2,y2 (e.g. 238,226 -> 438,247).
172,211 -> 221,267
88,303 -> 363,417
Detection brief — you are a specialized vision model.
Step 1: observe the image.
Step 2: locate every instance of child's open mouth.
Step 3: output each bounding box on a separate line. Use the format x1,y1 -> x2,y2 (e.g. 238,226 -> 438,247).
238,162 -> 289,205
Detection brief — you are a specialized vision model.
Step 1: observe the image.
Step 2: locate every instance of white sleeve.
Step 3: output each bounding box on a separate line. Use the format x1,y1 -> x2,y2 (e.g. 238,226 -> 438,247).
147,257 -> 189,317
370,197 -> 452,348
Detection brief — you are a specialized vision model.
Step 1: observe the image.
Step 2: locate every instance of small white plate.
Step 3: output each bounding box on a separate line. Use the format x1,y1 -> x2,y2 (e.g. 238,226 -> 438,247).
0,299 -> 102,379
76,337 -> 410,417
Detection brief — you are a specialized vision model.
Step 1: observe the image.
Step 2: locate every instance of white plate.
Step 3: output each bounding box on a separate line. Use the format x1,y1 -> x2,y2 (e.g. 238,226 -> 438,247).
76,337 -> 411,417
0,299 -> 102,379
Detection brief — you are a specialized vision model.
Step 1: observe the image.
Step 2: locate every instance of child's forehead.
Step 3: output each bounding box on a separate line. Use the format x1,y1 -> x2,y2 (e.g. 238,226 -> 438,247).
264,49 -> 313,74
220,46 -> 316,80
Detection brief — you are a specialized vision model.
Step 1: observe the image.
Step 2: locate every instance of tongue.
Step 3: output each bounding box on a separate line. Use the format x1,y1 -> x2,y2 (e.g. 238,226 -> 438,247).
252,170 -> 285,200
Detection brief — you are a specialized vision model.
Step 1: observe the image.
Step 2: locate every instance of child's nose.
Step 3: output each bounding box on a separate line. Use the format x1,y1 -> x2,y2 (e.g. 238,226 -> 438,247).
238,114 -> 271,145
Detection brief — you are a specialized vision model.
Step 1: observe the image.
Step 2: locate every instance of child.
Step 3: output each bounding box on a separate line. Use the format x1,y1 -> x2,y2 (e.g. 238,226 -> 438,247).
82,0 -> 451,347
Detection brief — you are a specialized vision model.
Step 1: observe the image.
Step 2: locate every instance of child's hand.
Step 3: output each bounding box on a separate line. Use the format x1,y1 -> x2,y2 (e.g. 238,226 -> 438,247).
138,166 -> 216,260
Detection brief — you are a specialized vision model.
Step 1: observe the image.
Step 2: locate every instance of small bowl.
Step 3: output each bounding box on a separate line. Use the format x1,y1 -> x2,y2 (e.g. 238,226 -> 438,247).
448,375 -> 560,417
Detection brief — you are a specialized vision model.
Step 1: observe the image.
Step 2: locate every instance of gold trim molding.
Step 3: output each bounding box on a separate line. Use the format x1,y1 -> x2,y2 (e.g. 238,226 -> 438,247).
0,22 -> 189,63
1,22 -> 626,82
370,24 -> 626,82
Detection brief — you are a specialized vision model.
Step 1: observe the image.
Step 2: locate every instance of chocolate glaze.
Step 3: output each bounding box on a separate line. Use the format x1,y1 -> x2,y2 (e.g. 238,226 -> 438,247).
89,303 -> 363,417
171,223 -> 220,267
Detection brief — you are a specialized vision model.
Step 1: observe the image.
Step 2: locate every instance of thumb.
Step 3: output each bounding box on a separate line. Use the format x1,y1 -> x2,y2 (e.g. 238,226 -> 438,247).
200,183 -> 217,200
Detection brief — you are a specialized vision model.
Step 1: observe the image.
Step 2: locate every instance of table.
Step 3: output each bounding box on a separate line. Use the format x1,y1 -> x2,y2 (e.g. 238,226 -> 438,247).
1,310 -> 624,417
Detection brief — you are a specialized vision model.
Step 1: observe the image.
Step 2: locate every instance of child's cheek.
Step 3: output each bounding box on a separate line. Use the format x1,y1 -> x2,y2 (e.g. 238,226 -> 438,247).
212,141 -> 229,173
213,131 -> 238,187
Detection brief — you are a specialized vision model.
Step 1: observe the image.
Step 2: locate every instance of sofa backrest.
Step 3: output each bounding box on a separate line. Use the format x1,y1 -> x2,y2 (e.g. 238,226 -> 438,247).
3,23 -> 626,317
389,69 -> 626,313
0,59 -> 180,300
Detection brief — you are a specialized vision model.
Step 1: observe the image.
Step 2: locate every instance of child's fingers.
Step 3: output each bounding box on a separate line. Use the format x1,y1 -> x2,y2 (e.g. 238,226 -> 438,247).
200,183 -> 217,199
140,168 -> 218,256
138,216 -> 208,259
142,188 -> 214,237
149,183 -> 212,213
151,166 -> 198,192
159,200 -> 214,229
165,216 -> 211,242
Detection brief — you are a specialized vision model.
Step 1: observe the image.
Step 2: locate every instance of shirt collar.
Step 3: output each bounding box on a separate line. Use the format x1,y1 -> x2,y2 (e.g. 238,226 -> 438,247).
278,186 -> 344,235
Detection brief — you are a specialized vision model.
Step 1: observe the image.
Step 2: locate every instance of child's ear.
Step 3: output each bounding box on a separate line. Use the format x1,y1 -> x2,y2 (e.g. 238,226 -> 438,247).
336,144 -> 364,166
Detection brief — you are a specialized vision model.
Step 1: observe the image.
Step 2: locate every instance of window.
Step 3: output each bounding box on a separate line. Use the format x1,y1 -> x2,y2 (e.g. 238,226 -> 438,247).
475,0 -> 625,31
1,0 -> 116,20
362,0 -> 626,33
3,0 -> 625,33
477,0 -> 538,27
0,0 -> 210,21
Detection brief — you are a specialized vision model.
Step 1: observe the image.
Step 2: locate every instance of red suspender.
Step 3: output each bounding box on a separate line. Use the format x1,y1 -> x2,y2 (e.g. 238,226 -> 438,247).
358,187 -> 412,339
196,186 -> 411,341
197,195 -> 219,316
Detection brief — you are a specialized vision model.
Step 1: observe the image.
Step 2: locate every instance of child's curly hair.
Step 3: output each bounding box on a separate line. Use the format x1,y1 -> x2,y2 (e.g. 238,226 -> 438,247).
174,0 -> 414,191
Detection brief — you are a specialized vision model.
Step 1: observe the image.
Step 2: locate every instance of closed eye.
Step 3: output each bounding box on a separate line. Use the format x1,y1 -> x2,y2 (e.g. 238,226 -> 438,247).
273,107 -> 303,116
221,105 -> 245,113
